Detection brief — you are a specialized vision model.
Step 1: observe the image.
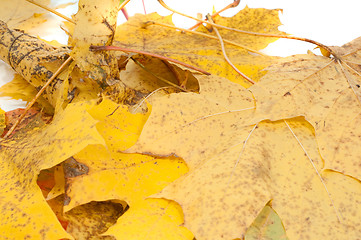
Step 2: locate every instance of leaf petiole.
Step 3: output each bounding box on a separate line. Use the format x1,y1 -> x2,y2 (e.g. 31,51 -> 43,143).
90,45 -> 211,75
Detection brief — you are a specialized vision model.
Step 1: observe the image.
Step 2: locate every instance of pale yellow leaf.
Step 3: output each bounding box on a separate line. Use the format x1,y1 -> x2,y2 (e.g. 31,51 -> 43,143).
250,36 -> 361,179
128,73 -> 361,239
127,74 -> 256,169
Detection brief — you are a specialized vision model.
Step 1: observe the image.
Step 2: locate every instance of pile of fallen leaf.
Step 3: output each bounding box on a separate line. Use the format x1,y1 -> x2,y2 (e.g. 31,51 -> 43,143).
0,0 -> 361,239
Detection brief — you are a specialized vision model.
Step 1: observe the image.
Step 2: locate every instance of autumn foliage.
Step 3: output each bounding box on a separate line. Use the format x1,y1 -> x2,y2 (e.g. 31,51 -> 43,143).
0,0 -> 361,240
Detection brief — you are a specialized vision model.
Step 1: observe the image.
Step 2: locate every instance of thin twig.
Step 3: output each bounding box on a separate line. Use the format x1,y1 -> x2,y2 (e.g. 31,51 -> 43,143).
121,8 -> 129,20
207,15 -> 255,84
142,0 -> 147,14
90,45 -> 211,75
3,56 -> 73,139
158,0 -> 336,57
188,0 -> 240,30
26,0 -> 75,24
147,21 -> 266,56
284,120 -> 342,223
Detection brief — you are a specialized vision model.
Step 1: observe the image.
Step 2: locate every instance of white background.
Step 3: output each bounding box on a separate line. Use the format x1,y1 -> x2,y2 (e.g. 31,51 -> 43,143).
1,0 -> 361,110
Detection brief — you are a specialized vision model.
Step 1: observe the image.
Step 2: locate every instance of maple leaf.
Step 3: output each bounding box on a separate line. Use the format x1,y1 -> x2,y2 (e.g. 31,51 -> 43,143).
69,0 -> 120,84
64,99 -> 193,239
2,1 -> 361,239
113,7 -> 283,86
128,74 -> 361,239
249,36 -> 361,179
0,101 -> 104,239
128,74 -> 255,167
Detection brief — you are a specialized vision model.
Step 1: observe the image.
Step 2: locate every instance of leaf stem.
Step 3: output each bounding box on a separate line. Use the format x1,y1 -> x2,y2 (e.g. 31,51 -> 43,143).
207,15 -> 255,85
3,56 -> 73,139
90,45 -> 211,75
158,0 -> 337,57
25,0 -> 75,24
188,0 -> 240,30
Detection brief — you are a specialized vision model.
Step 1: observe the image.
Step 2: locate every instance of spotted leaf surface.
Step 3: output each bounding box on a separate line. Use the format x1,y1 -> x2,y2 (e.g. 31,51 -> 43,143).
64,99 -> 190,239
114,8 -> 283,87
0,101 -> 104,239
129,73 -> 361,239
250,37 -> 361,179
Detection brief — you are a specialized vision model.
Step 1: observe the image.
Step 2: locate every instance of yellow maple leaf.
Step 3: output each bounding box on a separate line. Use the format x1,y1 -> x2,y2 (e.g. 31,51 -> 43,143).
128,74 -> 361,239
127,74 -> 256,168
250,36 -> 361,180
0,100 -> 104,239
114,7 -> 283,87
61,99 -> 191,239
67,144 -> 188,208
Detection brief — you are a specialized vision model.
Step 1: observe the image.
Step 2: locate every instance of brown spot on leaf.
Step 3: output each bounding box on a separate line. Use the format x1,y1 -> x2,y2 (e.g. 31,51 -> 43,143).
283,91 -> 291,96
63,157 -> 89,178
